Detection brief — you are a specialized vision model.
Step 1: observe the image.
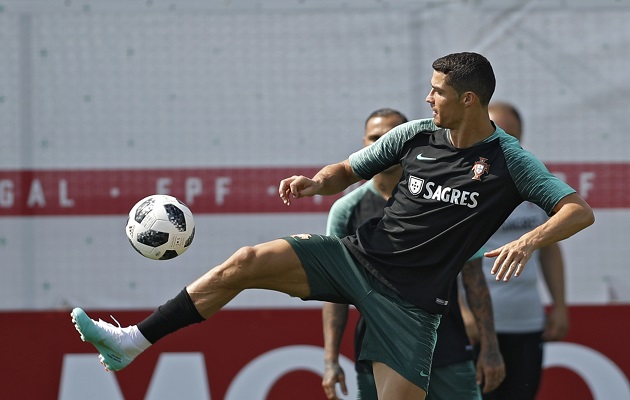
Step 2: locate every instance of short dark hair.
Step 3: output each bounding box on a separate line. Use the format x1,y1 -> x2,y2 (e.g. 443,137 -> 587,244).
432,52 -> 496,106
364,108 -> 408,129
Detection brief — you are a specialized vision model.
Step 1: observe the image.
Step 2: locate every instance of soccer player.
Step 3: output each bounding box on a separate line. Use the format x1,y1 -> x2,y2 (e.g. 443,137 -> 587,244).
71,52 -> 594,400
474,101 -> 569,400
321,108 -> 504,400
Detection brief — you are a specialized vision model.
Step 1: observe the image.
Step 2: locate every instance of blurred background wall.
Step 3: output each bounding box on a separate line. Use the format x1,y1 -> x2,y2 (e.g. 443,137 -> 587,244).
1,0 -> 628,310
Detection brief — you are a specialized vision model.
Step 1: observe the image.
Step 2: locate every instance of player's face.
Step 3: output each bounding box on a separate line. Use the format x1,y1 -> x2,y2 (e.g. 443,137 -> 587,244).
363,115 -> 404,174
363,115 -> 403,147
426,71 -> 464,128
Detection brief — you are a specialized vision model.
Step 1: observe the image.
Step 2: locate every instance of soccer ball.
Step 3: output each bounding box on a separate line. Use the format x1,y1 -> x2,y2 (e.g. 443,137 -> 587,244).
125,194 -> 195,260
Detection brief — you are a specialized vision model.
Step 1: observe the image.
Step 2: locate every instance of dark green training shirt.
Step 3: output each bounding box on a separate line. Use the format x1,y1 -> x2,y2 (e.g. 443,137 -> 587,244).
328,180 -> 476,367
342,118 -> 575,314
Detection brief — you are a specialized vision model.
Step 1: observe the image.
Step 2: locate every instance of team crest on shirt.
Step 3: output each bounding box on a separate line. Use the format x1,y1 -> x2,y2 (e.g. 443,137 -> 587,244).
471,157 -> 490,181
408,176 -> 425,195
291,233 -> 312,240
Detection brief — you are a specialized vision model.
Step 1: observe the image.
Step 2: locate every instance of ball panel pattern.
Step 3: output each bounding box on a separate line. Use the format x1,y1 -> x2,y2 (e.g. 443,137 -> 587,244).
134,198 -> 155,224
159,250 -> 180,260
164,203 -> 186,232
184,226 -> 195,248
136,229 -> 170,247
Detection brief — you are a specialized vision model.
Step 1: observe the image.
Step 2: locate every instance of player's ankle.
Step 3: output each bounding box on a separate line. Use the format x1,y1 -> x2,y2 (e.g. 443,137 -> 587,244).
123,325 -> 152,353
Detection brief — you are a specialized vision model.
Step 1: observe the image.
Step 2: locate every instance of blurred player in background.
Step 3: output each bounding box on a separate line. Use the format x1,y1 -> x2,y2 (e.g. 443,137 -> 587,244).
321,108 -> 504,400
465,102 -> 569,400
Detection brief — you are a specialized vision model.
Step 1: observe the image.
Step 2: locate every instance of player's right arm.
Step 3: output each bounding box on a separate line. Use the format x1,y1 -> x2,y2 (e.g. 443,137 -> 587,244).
322,302 -> 350,400
279,160 -> 361,205
280,120 -> 433,205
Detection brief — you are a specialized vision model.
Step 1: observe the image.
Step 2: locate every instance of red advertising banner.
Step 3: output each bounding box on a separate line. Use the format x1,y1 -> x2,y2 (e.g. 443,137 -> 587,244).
538,305 -> 630,400
0,162 -> 627,216
0,167 -> 340,216
1,306 -> 629,399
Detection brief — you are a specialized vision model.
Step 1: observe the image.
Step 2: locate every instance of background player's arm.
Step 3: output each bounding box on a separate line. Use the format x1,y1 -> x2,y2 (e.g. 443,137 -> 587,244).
487,193 -> 594,281
459,288 -> 478,344
322,302 -> 350,400
460,259 -> 506,393
279,160 -> 361,205
539,242 -> 569,341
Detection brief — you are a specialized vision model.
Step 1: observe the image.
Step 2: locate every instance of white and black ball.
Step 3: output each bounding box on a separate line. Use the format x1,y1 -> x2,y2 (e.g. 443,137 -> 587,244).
125,194 -> 195,260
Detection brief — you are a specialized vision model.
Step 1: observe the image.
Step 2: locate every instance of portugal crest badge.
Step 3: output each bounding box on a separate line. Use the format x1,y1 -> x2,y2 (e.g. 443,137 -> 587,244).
471,157 -> 490,181
408,176 -> 425,195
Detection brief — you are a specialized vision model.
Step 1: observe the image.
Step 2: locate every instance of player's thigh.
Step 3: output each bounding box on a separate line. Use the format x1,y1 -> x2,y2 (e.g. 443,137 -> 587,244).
284,234 -> 374,304
373,361 -> 426,400
358,275 -> 439,394
218,238 -> 311,297
427,361 -> 481,400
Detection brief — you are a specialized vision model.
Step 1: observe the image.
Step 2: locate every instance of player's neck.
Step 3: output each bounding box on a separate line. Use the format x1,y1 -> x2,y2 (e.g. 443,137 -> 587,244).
448,116 -> 495,148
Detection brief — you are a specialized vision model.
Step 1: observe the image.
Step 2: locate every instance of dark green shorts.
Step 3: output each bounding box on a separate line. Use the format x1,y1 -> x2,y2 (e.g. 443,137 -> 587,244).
427,360 -> 481,400
356,371 -> 377,400
283,234 -> 440,392
356,360 -> 481,400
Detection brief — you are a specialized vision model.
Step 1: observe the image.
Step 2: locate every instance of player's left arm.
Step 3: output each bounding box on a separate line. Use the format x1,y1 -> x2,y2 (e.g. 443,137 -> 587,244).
539,242 -> 569,341
460,258 -> 505,393
486,193 -> 594,282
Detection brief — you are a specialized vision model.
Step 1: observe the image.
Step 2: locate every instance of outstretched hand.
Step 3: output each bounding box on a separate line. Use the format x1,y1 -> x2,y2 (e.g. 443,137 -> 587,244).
485,239 -> 534,282
278,175 -> 322,205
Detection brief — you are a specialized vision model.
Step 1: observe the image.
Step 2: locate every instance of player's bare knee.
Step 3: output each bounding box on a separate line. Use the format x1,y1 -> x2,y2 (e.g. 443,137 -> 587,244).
220,245 -> 260,285
232,245 -> 258,268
